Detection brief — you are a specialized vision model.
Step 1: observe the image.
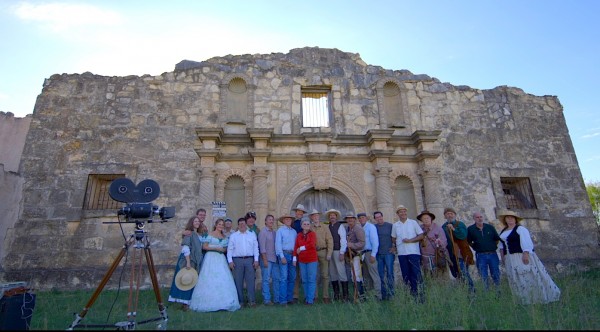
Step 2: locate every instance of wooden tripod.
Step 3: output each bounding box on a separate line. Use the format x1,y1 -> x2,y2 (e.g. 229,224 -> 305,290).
67,224 -> 168,330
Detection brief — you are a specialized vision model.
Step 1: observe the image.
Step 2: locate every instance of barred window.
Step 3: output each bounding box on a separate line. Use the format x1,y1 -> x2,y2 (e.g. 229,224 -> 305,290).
501,177 -> 537,209
302,87 -> 330,127
83,174 -> 125,210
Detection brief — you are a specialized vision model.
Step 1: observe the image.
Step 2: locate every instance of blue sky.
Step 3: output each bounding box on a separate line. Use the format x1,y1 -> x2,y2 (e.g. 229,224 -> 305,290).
1,0 -> 599,182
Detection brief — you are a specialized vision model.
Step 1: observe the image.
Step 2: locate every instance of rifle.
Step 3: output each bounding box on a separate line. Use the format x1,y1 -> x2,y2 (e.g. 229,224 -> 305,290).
447,224 -> 462,276
346,237 -> 359,304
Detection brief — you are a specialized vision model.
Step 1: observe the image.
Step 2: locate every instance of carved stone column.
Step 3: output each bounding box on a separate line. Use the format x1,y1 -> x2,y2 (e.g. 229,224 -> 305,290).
199,166 -> 216,212
251,166 -> 269,229
420,166 -> 443,220
374,165 -> 394,220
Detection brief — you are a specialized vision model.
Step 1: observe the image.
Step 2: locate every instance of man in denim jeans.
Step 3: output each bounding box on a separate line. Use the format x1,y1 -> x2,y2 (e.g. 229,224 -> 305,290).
467,212 -> 501,292
258,214 -> 280,305
373,211 -> 395,300
275,214 -> 297,305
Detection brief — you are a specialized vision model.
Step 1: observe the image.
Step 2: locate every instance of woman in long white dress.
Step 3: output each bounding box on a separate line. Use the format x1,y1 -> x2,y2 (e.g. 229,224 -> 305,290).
498,210 -> 560,305
189,219 -> 241,312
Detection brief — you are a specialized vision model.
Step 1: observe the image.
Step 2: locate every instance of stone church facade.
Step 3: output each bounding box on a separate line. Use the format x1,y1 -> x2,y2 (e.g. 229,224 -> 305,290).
2,47 -> 598,289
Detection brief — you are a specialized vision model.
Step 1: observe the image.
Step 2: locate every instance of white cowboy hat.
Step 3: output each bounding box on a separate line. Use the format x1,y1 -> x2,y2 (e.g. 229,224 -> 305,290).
292,204 -> 307,213
308,208 -> 321,216
395,205 -> 408,213
324,208 -> 341,220
174,268 -> 198,291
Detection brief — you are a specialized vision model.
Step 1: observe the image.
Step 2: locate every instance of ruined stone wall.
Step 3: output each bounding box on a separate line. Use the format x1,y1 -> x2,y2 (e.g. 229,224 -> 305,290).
0,112 -> 31,266
2,47 -> 597,289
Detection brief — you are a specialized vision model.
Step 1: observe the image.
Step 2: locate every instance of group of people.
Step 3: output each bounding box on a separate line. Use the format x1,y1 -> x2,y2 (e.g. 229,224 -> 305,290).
167,204 -> 561,312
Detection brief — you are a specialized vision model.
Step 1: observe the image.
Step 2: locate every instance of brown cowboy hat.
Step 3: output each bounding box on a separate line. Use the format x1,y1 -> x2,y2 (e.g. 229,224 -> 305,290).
324,208 -> 341,220
416,210 -> 436,221
174,268 -> 198,291
443,207 -> 457,215
497,210 -> 523,226
278,214 -> 294,223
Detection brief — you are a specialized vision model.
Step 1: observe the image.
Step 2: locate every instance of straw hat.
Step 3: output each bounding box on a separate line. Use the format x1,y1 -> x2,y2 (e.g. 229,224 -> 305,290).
174,268 -> 198,291
497,210 -> 523,226
416,210 -> 436,221
278,214 -> 294,223
395,205 -> 408,213
324,208 -> 341,220
292,204 -> 307,213
308,208 -> 321,216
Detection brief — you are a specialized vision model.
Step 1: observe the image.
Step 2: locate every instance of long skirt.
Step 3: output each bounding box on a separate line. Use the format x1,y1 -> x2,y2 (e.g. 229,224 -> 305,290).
167,253 -> 194,305
504,252 -> 561,305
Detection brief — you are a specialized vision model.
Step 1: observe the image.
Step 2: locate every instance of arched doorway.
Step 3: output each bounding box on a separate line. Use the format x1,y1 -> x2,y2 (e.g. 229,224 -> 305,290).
291,188 -> 354,222
393,176 -> 418,220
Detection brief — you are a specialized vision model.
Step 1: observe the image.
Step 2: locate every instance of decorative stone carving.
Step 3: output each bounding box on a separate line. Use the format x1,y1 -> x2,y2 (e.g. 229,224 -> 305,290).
309,161 -> 332,190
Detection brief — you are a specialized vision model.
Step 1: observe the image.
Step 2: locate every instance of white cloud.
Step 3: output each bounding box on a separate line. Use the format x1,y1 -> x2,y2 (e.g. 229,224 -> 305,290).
12,2 -> 124,32
581,132 -> 600,139
585,155 -> 600,162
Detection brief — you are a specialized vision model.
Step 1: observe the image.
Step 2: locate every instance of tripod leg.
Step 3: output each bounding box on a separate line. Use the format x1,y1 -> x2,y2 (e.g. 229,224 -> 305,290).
67,246 -> 128,330
144,246 -> 168,330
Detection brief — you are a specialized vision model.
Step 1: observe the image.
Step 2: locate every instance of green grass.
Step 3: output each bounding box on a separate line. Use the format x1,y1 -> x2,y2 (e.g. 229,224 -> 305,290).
28,269 -> 600,330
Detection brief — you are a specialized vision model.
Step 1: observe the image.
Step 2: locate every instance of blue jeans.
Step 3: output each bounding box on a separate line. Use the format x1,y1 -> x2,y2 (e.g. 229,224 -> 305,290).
260,259 -> 281,304
455,258 -> 475,292
278,253 -> 296,304
397,254 -> 423,299
299,261 -> 318,304
476,252 -> 500,290
377,253 -> 395,299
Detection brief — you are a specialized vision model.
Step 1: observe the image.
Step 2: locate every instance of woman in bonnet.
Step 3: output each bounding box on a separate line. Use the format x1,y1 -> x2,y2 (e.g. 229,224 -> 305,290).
497,210 -> 560,304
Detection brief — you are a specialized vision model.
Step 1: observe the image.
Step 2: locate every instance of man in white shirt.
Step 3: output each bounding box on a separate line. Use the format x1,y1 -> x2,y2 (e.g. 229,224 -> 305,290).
391,205 -> 424,302
227,218 -> 260,307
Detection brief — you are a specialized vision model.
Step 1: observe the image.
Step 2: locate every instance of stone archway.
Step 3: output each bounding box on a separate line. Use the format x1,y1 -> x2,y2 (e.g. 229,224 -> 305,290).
291,188 -> 354,221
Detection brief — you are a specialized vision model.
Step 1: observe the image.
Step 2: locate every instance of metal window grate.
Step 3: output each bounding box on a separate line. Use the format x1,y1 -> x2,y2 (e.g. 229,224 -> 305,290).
501,177 -> 537,209
83,174 -> 125,210
302,89 -> 330,127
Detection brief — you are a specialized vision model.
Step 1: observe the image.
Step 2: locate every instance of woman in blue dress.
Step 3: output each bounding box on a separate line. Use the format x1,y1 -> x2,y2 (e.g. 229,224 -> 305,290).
168,216 -> 205,311
189,219 -> 241,312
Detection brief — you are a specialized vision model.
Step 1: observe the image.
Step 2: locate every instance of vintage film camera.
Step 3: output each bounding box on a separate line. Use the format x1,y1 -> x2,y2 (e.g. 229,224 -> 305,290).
108,178 -> 175,224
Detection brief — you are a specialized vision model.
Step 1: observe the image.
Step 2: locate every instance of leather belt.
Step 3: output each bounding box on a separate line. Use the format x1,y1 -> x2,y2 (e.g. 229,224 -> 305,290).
477,251 -> 497,255
283,250 -> 293,254
234,256 -> 253,259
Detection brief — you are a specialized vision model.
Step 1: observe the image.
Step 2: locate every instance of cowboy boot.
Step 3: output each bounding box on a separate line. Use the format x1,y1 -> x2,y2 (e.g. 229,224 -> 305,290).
331,281 -> 340,301
358,281 -> 365,296
341,281 -> 349,302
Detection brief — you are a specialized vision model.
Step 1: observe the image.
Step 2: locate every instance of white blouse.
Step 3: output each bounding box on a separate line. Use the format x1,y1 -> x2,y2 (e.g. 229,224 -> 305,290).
499,225 -> 534,253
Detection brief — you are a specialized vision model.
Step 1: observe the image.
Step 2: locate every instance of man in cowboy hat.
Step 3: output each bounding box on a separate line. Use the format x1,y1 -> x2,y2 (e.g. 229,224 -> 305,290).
245,211 -> 260,235
345,211 -> 366,302
309,209 -> 334,304
291,204 -> 307,303
467,211 -> 502,292
441,207 -> 475,292
325,208 -> 348,302
358,212 -> 382,300
275,213 -> 297,305
391,204 -> 425,301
